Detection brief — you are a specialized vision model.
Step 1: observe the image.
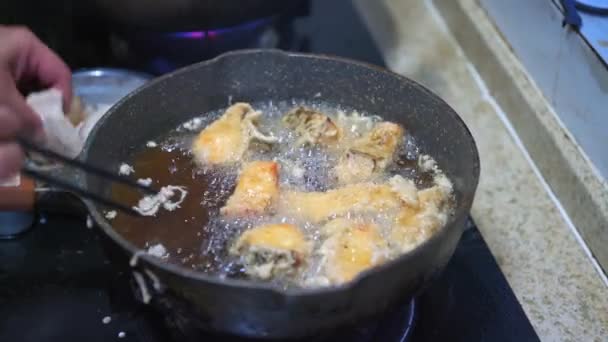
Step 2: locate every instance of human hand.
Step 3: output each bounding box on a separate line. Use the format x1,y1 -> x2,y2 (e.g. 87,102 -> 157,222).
0,26 -> 72,179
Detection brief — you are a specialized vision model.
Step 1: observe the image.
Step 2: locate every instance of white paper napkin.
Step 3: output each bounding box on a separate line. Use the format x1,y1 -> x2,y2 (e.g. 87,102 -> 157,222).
26,88 -> 110,159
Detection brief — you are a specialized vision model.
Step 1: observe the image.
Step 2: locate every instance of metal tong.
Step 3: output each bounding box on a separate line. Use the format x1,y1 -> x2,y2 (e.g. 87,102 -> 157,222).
18,137 -> 156,216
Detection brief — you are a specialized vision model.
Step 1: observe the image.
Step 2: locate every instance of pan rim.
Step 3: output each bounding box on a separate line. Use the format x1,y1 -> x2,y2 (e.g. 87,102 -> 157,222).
83,48 -> 480,298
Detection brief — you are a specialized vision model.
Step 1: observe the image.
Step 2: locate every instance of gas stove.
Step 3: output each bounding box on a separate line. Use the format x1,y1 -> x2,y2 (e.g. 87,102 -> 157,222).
67,0 -> 384,75
0,216 -> 537,342
0,0 -> 539,341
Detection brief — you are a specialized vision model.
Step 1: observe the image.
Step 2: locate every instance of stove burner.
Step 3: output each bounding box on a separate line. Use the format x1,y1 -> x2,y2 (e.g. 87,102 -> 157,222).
110,18 -> 279,75
109,9 -> 309,76
167,18 -> 272,40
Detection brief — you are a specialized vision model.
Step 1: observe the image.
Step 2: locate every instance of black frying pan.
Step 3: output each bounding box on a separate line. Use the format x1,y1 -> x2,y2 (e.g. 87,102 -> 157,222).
77,49 -> 479,339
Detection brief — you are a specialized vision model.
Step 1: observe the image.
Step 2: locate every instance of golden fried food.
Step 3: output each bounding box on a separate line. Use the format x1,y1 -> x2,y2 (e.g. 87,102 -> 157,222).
390,182 -> 452,253
192,103 -> 277,165
280,183 -> 402,223
221,161 -> 280,216
317,218 -> 388,284
279,175 -> 419,223
333,151 -> 376,185
230,223 -> 310,279
335,122 -> 404,184
282,106 -> 341,146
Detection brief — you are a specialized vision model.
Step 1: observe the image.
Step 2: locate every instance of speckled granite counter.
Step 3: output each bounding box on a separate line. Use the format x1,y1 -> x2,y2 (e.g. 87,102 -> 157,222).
355,0 -> 608,341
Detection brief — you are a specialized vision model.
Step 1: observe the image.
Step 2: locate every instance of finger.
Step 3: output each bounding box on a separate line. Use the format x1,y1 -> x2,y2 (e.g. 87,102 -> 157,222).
0,142 -> 24,179
0,105 -> 22,140
25,35 -> 73,104
3,27 -> 72,106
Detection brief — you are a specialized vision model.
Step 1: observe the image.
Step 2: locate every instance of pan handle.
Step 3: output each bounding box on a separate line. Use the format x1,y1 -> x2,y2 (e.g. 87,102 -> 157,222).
0,161 -> 87,238
0,173 -> 36,212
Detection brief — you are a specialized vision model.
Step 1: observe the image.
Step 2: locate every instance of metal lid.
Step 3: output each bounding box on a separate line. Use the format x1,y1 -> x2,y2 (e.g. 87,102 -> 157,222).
72,68 -> 154,139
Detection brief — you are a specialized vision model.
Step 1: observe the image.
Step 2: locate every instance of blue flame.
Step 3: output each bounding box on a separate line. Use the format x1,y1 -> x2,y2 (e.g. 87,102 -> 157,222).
166,18 -> 271,40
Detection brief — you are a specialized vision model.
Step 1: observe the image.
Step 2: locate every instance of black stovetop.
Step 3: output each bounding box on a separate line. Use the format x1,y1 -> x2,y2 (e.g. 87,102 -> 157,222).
0,215 -> 538,342
0,0 -> 539,341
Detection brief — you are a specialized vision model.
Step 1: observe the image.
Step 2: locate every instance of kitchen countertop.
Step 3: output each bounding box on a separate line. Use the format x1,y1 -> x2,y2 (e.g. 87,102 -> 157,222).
355,0 -> 608,341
